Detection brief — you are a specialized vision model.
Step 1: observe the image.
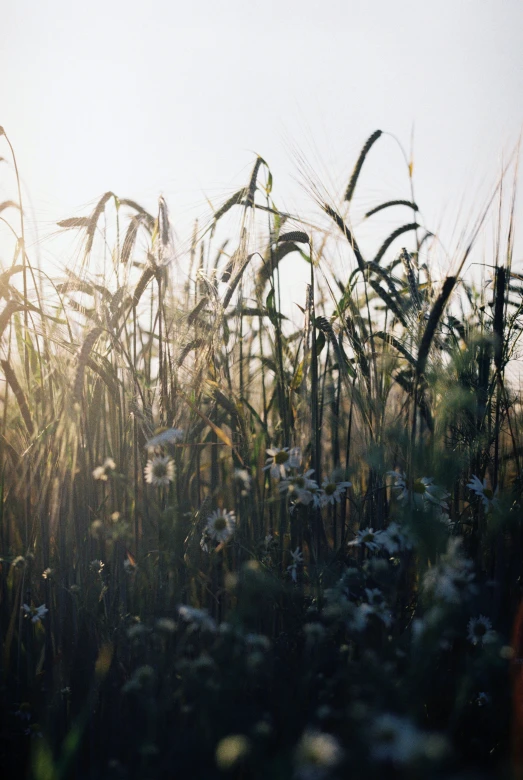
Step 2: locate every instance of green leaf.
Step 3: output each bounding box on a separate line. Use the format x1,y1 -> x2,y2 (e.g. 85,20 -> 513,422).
315,331 -> 326,355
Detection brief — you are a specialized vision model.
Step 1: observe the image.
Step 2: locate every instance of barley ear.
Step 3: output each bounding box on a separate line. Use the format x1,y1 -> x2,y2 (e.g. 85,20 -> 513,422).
416,276 -> 456,378
345,130 -> 382,202
0,359 -> 34,435
73,327 -> 103,401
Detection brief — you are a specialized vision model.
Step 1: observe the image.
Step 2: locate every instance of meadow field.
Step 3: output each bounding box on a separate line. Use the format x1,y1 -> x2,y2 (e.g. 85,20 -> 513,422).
0,127 -> 522,778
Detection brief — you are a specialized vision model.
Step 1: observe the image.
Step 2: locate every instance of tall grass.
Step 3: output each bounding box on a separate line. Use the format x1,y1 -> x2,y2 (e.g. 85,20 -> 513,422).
0,129 -> 522,779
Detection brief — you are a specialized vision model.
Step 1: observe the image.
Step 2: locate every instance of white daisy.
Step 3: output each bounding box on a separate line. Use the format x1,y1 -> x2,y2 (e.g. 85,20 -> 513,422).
380,522 -> 411,555
287,546 -> 304,583
205,509 -> 236,543
389,471 -> 449,512
144,427 -> 184,451
467,475 -> 499,510
234,468 -> 252,495
467,615 -> 496,646
294,730 -> 343,776
144,455 -> 174,486
320,475 -> 352,507
264,446 -> 301,480
422,538 -> 477,604
22,604 -> 48,624
178,605 -> 217,633
279,470 -> 318,505
347,527 -> 385,552
92,457 -> 116,481
371,713 -> 426,764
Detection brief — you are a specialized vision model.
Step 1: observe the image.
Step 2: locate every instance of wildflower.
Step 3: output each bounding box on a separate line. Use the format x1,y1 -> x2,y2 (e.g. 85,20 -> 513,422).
122,665 -> 155,694
476,691 -> 491,707
205,509 -> 236,543
234,468 -> 252,495
11,555 -> 25,569
371,714 -> 426,764
264,446 -> 301,480
42,568 -> 53,580
144,455 -> 174,487
287,546 -> 304,583
90,559 -> 104,574
92,457 -> 116,481
144,427 -> 184,450
216,735 -> 251,771
245,633 -> 272,652
422,537 -> 476,604
380,522 -> 411,555
347,527 -> 385,552
178,605 -> 217,633
127,624 -> 151,640
155,617 -> 177,634
467,615 -> 496,646
320,475 -> 352,506
279,470 -> 318,505
22,604 -> 48,624
294,730 -> 343,778
25,723 -> 43,739
467,475 -> 499,510
389,471 -> 449,512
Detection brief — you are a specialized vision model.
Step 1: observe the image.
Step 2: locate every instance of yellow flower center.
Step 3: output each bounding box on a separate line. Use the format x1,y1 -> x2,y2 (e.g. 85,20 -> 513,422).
275,451 -> 290,465
213,517 -> 227,532
413,480 -> 426,494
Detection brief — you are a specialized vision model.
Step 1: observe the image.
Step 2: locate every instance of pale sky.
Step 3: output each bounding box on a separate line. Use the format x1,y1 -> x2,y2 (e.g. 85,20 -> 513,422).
1,0 -> 522,302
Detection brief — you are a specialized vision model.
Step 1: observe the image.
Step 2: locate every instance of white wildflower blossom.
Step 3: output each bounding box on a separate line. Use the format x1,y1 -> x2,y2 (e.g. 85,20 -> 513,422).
287,546 -> 304,583
294,730 -> 343,778
371,714 -> 425,764
22,604 -> 48,624
144,455 -> 174,487
234,468 -> 252,495
379,522 -> 411,555
467,475 -> 499,510
389,471 -> 449,512
347,527 -> 386,552
92,457 -> 116,481
350,589 -> 392,630
144,427 -> 184,451
178,605 -> 217,633
279,470 -> 318,505
90,559 -> 104,574
42,568 -> 53,579
476,691 -> 491,707
467,615 -> 496,646
320,475 -> 351,507
204,509 -> 236,544
11,555 -> 25,569
245,633 -> 272,652
422,537 -> 476,604
264,446 -> 301,480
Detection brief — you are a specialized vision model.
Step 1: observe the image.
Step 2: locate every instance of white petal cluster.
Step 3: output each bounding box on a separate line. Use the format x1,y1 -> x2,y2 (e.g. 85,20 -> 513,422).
467,475 -> 499,510
144,456 -> 175,486
22,603 -> 48,624
422,537 -> 477,604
